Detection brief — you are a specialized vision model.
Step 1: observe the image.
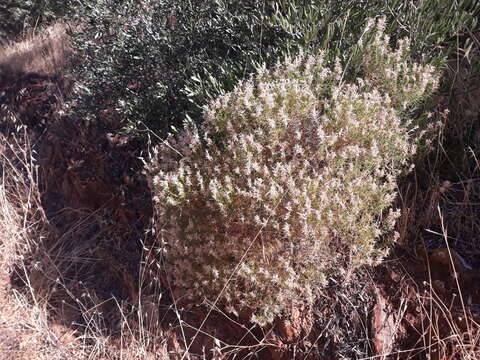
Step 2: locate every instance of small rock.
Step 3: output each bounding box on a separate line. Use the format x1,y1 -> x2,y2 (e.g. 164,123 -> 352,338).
371,291 -> 396,358
275,303 -> 313,344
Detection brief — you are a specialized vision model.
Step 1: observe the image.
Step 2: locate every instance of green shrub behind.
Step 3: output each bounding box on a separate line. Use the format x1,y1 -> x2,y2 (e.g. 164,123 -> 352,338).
66,0 -> 476,137
148,20 -> 439,325
67,0 -> 285,135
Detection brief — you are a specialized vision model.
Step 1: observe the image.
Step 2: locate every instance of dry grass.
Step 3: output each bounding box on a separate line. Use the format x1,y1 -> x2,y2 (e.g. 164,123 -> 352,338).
398,211 -> 480,360
0,130 -> 78,360
0,22 -> 70,78
0,129 -> 177,360
390,30 -> 480,359
421,212 -> 480,360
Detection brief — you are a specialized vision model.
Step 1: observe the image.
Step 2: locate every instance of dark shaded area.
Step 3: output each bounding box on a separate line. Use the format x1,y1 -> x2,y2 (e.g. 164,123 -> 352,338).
0,0 -> 67,39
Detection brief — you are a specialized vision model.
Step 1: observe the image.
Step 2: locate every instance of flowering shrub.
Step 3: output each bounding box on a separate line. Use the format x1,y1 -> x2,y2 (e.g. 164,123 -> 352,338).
148,19 -> 438,325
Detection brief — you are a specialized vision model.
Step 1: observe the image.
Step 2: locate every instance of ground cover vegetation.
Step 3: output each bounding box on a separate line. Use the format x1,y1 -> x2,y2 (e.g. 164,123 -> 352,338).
1,0 -> 480,359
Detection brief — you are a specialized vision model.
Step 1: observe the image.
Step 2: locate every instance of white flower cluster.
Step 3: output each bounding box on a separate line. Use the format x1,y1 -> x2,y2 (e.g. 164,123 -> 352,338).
148,19 -> 438,325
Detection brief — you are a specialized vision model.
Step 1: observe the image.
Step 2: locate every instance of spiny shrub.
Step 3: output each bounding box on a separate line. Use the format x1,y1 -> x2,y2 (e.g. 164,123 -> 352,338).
148,19 -> 438,325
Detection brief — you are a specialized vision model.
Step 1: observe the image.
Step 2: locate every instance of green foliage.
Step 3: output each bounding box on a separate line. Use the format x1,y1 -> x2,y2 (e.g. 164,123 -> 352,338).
67,0 -> 284,135
66,0 -> 477,137
267,0 -> 478,62
148,20 -> 439,325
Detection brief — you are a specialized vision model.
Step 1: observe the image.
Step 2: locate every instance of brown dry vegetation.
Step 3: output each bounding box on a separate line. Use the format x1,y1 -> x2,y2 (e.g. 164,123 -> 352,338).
386,33 -> 480,359
0,22 -> 69,79
1,23 -> 480,360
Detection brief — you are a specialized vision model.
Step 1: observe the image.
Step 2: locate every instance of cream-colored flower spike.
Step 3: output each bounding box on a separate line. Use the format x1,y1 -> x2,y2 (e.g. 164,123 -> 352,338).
148,18 -> 439,326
